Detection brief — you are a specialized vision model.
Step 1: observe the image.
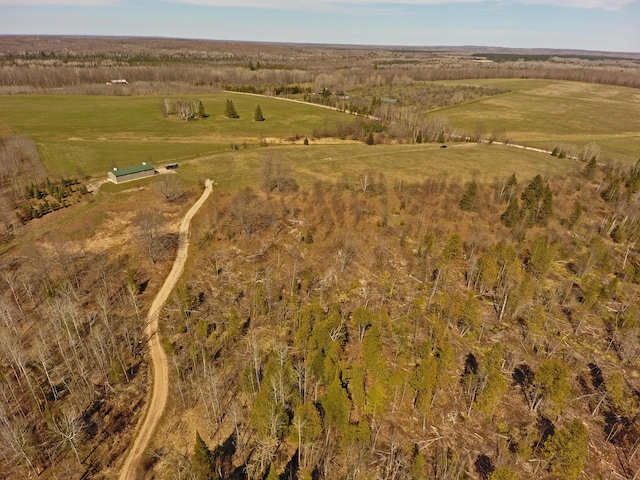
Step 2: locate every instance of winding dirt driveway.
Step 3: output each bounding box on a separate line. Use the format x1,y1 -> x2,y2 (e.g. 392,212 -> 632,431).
118,179 -> 213,480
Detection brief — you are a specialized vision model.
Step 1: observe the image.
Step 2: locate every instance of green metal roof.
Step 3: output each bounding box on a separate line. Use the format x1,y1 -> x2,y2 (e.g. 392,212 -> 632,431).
111,163 -> 154,177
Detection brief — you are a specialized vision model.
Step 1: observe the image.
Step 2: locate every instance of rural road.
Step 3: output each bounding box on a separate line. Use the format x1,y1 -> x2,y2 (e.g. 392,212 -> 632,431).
118,179 -> 213,480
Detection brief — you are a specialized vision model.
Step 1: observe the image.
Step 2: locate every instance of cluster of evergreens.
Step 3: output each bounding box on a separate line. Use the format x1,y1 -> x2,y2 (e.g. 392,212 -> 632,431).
18,178 -> 88,222
499,174 -> 553,228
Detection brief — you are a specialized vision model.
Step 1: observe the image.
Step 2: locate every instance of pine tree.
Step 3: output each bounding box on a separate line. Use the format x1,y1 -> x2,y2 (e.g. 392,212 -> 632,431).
539,184 -> 553,225
519,175 -> 553,227
520,175 -> 544,227
583,155 -> 597,178
411,353 -> 437,427
410,449 -> 427,480
254,104 -> 265,122
196,99 -> 206,118
566,200 -> 582,229
542,419 -> 588,480
488,467 -> 518,480
532,358 -> 572,415
459,180 -> 478,211
225,99 -> 239,118
192,431 -> 215,480
321,375 -> 352,431
474,343 -> 508,415
457,292 -> 481,337
601,177 -> 621,202
266,463 -> 279,480
366,132 -> 375,145
501,196 -> 520,227
441,233 -> 463,261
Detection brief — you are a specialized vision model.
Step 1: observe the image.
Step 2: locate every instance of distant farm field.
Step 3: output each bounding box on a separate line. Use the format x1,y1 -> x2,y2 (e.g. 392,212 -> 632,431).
0,79 -> 637,187
429,79 -> 640,163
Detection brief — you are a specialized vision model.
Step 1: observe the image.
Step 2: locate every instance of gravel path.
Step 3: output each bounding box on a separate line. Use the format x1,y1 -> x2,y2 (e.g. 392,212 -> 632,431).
118,179 -> 213,480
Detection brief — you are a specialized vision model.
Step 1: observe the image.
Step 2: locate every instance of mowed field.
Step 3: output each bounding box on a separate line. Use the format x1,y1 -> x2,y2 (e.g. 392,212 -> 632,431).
179,142 -> 574,191
429,79 -> 640,163
0,93 -> 346,178
0,78 -> 637,190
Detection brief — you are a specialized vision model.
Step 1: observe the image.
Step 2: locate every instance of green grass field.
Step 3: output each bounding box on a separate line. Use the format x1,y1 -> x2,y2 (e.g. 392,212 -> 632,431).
180,142 -> 576,191
0,93 -> 347,177
0,79 -> 637,189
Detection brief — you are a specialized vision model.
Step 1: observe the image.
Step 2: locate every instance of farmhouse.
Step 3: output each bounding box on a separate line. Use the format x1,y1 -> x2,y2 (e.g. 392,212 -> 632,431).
107,163 -> 155,184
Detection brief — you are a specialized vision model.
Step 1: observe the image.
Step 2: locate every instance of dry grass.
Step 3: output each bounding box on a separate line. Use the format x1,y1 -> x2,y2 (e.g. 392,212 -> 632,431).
430,79 -> 640,162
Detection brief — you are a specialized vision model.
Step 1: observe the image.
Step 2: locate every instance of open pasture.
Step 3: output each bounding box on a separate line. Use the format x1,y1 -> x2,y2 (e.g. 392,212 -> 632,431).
0,93 -> 347,177
430,79 -> 640,162
0,78 -> 636,187
182,142 -> 576,191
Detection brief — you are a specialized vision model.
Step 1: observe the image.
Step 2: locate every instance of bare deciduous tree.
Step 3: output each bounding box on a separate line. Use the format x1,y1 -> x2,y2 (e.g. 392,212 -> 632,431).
47,407 -> 84,464
155,174 -> 186,203
260,156 -> 298,193
359,170 -> 371,196
135,210 -> 169,263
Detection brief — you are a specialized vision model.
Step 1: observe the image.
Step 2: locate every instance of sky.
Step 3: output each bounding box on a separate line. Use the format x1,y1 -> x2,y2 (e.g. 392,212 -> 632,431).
1,1 -> 639,53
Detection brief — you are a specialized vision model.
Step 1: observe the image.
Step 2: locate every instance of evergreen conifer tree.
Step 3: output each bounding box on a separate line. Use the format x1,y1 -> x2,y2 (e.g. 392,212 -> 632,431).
225,99 -> 239,118
583,155 -> 597,179
519,175 -> 553,227
192,431 -> 215,480
366,132 -> 375,145
266,463 -> 278,480
501,195 -> 520,227
459,180 -> 478,211
542,419 -> 588,480
539,184 -> 553,224
254,104 -> 265,122
488,467 -> 518,480
566,200 -> 582,229
321,375 -> 352,431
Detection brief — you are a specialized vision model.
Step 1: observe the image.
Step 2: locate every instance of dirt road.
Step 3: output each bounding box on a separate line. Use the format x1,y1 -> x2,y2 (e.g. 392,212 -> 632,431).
118,179 -> 213,480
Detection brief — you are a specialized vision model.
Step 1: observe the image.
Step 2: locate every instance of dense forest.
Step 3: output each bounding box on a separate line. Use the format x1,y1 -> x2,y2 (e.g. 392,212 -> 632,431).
1,36 -> 639,94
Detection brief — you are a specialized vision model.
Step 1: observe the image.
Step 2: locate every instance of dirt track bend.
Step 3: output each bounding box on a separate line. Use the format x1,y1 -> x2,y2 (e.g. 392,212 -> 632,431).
118,179 -> 213,480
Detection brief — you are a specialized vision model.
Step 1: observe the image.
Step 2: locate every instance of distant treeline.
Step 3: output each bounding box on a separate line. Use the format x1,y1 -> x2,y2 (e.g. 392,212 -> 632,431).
474,52 -> 640,63
1,38 -> 640,92
2,64 -> 639,93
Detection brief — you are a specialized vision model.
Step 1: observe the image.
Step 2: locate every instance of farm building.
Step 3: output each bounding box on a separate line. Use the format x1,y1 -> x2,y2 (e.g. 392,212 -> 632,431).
107,163 -> 155,184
